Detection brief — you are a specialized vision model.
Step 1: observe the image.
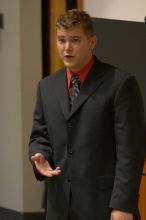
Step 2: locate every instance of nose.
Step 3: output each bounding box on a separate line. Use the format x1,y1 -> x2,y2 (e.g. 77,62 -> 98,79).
65,41 -> 72,50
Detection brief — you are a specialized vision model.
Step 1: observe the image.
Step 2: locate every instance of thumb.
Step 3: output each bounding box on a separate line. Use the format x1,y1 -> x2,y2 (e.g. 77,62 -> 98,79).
31,153 -> 45,163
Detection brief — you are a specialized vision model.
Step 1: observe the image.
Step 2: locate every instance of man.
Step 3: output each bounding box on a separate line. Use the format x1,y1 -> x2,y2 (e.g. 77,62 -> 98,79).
29,9 -> 146,220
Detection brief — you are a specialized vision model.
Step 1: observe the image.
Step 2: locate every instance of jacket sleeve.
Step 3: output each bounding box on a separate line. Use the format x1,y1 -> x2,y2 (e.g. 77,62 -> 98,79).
110,75 -> 146,213
29,81 -> 53,180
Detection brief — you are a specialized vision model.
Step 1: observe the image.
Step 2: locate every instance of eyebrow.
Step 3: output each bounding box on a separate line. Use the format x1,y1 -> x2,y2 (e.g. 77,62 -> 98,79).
57,35 -> 81,39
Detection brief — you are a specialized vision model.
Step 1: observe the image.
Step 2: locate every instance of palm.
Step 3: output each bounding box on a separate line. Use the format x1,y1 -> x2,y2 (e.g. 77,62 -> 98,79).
31,153 -> 61,177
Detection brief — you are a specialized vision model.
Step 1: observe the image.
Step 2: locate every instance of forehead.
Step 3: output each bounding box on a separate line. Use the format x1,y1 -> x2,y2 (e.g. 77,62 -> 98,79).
56,26 -> 85,37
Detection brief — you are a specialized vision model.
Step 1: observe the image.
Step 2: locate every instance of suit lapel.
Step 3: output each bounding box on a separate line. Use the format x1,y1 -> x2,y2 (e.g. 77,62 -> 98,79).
67,60 -> 105,119
55,69 -> 70,119
54,60 -> 106,120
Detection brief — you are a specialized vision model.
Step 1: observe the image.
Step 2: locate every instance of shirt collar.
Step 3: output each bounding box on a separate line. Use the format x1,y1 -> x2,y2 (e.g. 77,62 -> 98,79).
66,55 -> 95,91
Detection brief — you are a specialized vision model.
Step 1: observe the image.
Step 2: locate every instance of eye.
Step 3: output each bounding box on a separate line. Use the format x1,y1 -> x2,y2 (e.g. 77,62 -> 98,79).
72,38 -> 80,43
57,38 -> 66,44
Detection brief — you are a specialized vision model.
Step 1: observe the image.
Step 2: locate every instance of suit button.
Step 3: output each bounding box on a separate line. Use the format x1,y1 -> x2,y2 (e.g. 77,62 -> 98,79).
68,122 -> 72,128
68,150 -> 74,155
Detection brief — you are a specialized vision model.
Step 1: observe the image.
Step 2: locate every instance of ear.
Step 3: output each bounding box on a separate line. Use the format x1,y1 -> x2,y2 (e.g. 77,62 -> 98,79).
90,35 -> 97,50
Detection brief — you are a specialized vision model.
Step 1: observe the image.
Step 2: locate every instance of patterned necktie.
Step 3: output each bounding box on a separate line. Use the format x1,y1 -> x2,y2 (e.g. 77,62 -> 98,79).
70,74 -> 80,106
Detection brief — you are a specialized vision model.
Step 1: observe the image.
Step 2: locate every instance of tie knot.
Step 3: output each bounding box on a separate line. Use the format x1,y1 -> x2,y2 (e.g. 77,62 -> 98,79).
71,75 -> 80,87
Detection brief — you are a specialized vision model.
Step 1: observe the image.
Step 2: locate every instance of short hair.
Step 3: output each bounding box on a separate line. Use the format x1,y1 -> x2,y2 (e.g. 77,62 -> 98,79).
56,9 -> 95,37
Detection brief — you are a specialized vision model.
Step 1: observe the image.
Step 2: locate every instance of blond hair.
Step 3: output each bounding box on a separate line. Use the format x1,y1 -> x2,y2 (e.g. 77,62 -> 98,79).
56,9 -> 95,36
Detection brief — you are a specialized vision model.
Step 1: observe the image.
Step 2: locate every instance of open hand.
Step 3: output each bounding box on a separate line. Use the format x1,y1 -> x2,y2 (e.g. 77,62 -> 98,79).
31,153 -> 61,177
110,210 -> 133,220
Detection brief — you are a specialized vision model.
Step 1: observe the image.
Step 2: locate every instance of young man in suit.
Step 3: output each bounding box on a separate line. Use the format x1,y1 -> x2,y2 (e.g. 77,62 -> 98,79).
29,9 -> 146,220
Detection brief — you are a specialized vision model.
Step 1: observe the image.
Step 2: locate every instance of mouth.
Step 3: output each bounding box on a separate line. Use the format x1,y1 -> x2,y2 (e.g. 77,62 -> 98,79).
64,55 -> 74,59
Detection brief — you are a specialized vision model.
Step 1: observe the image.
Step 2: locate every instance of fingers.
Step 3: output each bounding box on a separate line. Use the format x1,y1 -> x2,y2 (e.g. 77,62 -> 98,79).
34,162 -> 61,177
47,166 -> 61,177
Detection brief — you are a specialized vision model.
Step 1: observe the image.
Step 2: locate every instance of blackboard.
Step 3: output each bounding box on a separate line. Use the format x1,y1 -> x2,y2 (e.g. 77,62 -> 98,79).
93,18 -> 146,114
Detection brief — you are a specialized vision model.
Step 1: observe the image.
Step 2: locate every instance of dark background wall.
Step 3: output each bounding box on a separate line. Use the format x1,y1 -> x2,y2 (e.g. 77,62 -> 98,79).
93,18 -> 146,114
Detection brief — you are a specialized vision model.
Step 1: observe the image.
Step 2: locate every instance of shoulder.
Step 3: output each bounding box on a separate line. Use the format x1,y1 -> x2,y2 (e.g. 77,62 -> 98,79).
96,58 -> 136,86
39,68 -> 66,87
94,58 -> 140,100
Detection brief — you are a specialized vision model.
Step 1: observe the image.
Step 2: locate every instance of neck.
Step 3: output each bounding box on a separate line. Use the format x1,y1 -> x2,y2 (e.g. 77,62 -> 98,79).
68,54 -> 93,73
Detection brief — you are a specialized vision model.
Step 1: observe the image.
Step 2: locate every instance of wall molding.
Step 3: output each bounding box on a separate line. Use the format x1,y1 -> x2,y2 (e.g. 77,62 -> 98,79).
0,207 -> 45,220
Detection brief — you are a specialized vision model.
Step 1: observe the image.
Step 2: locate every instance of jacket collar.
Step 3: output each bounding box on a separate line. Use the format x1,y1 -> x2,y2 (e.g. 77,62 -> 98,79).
55,58 -> 105,120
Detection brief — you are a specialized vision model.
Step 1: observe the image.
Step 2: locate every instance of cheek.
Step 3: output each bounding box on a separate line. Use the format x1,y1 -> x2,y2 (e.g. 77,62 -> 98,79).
57,46 -> 63,55
77,46 -> 90,58
78,43 -> 90,53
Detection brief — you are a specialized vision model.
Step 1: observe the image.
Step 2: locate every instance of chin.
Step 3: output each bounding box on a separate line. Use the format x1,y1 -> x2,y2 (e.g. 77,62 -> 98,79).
64,62 -> 74,69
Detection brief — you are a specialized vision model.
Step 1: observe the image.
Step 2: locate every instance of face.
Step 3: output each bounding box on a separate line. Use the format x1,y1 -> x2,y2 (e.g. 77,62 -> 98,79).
56,26 -> 96,72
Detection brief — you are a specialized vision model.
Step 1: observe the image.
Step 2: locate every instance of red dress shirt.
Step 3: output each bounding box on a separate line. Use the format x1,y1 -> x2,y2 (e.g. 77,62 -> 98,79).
66,55 -> 95,94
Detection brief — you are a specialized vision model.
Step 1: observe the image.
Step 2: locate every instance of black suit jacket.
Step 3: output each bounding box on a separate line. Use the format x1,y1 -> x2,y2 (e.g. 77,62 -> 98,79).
29,58 -> 146,220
